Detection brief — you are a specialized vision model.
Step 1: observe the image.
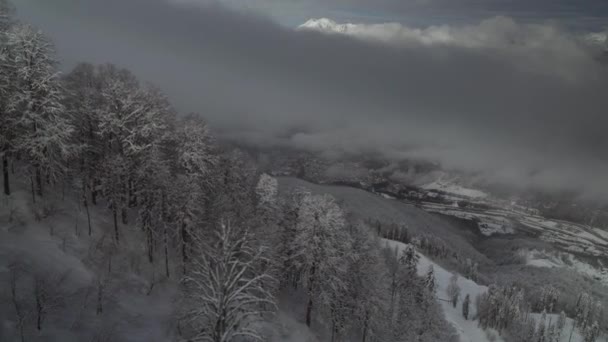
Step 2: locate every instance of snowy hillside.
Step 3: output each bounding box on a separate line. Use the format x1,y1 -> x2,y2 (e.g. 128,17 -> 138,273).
278,176 -> 487,261
0,179 -> 316,342
0,181 -> 179,341
383,239 -> 502,342
522,249 -> 608,286
383,238 -> 607,342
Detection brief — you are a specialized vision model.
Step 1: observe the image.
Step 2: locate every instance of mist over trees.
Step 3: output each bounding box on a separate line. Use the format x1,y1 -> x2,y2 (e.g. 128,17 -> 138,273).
3,1 -> 608,341
0,2 -> 462,341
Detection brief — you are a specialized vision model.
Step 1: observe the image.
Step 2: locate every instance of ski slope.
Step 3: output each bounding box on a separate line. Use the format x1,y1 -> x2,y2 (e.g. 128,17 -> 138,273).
383,239 -> 606,342
382,239 -> 503,342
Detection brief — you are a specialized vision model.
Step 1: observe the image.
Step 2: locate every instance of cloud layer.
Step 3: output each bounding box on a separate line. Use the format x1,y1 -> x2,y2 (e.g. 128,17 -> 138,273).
15,0 -> 608,199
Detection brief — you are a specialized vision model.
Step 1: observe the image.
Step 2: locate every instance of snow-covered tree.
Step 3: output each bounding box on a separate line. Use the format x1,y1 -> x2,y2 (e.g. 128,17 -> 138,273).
341,223 -> 385,342
181,221 -> 276,342
536,310 -> 547,342
478,284 -> 525,332
399,243 -> 419,273
0,10 -> 16,196
99,155 -> 127,242
7,24 -> 73,197
534,285 -> 559,313
276,187 -> 308,288
173,114 -> 217,272
462,294 -> 470,320
62,63 -> 105,204
289,193 -> 352,327
253,173 -> 279,233
135,143 -> 173,270
583,321 -> 600,342
446,273 -> 461,307
0,0 -> 14,31
255,173 -> 278,208
574,292 -> 602,332
175,114 -> 216,181
508,315 -> 539,342
556,311 -> 566,340
209,149 -> 257,225
424,265 -> 436,293
390,271 -> 458,342
383,246 -> 401,316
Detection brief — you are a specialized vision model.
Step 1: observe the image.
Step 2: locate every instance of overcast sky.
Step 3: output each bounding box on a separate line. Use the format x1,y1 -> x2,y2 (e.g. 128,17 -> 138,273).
12,0 -> 608,199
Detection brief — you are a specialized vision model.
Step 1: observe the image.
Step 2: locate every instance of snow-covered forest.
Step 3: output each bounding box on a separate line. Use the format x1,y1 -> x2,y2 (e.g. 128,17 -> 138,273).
0,1 -> 453,340
1,0 -> 607,341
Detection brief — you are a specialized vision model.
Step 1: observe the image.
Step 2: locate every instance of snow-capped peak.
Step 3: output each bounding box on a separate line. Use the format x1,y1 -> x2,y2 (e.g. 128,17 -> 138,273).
300,18 -> 337,30
297,18 -> 353,34
583,31 -> 608,50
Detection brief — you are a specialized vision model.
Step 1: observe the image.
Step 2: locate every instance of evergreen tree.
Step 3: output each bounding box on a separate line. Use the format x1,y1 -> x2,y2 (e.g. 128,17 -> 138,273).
462,294 -> 470,320
346,224 -> 385,342
424,265 -> 436,293
583,321 -> 600,342
446,273 -> 461,307
556,311 -> 566,341
536,310 -> 547,342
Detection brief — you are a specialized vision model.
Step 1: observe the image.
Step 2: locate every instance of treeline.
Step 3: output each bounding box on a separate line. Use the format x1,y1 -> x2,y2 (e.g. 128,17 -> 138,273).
476,284 -> 604,342
371,219 -> 482,281
0,2 -> 458,341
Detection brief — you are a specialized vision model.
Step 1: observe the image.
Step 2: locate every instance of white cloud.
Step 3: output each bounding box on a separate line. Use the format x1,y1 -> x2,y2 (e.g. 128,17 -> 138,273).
18,0 -> 608,200
298,16 -> 601,82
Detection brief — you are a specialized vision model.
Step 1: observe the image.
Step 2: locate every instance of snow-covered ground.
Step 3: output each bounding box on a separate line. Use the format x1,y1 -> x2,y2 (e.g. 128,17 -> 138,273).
0,181 -> 317,342
0,184 -> 180,342
422,180 -> 488,199
420,198 -> 608,258
522,249 -> 608,286
529,312 -> 607,342
382,239 -> 503,342
383,239 -> 607,342
422,204 -> 514,236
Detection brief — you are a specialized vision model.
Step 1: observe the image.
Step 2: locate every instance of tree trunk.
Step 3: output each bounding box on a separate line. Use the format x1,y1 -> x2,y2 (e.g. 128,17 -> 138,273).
91,179 -> 97,205
85,198 -> 92,236
305,296 -> 314,328
96,282 -> 103,315
147,226 -> 154,264
35,167 -> 42,196
305,263 -> 316,327
181,222 -> 189,275
121,180 -> 128,224
331,321 -> 336,342
30,174 -> 36,204
2,154 -> 9,196
362,317 -> 368,342
164,223 -> 170,278
128,179 -> 137,207
568,324 -> 575,342
83,184 -> 92,236
121,208 -> 128,225
36,296 -> 42,331
113,206 -> 119,243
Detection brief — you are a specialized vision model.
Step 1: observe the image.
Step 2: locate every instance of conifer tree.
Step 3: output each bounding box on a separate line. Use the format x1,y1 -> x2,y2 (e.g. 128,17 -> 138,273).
462,294 -> 470,320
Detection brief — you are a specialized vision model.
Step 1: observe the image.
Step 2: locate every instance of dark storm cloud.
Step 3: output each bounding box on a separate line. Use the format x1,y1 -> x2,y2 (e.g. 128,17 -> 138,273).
175,0 -> 608,28
15,0 -> 608,199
